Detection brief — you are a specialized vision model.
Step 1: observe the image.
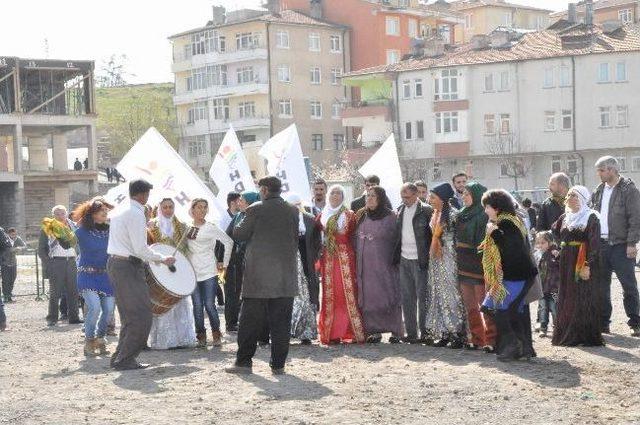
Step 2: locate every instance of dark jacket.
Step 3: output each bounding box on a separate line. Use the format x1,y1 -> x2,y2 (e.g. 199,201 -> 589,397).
538,246 -> 560,295
233,194 -> 299,298
0,228 -> 11,263
536,197 -> 564,231
300,212 -> 322,306
0,235 -> 25,266
393,201 -> 434,270
37,229 -> 51,278
491,220 -> 538,281
591,176 -> 640,246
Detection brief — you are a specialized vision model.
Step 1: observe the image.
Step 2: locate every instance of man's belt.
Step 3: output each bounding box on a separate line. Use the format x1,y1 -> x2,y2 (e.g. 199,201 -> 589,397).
110,254 -> 143,265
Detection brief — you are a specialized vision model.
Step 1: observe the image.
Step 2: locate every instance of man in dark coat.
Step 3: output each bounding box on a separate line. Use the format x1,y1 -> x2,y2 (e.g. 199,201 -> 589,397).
536,172 -> 570,231
0,227 -> 11,330
226,176 -> 299,375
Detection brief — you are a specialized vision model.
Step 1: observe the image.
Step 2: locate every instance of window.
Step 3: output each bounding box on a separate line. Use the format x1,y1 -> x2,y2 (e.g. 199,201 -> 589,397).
465,14 -> 474,29
308,33 -> 321,51
408,19 -> 418,38
616,62 -> 627,82
600,106 -> 612,128
277,64 -> 290,83
617,157 -> 628,172
189,30 -> 224,57
331,68 -> 342,85
617,105 -> 629,127
420,24 -> 432,38
632,157 -> 640,172
332,102 -> 342,119
238,102 -> 255,118
236,66 -> 254,84
484,74 -> 494,92
187,101 -> 207,124
438,24 -> 451,42
405,122 -> 413,140
560,66 -> 571,87
386,50 -> 400,65
536,16 -> 546,30
188,136 -> 207,159
236,32 -> 260,50
206,65 -> 227,86
212,98 -> 229,120
310,101 -> 322,119
310,67 -> 321,84
386,17 -> 400,36
402,80 -> 411,99
312,134 -> 323,150
504,12 -> 513,27
543,67 -> 554,88
414,79 -> 423,98
333,134 -> 344,150
562,109 -> 573,130
499,71 -> 509,91
619,9 -> 633,24
278,99 -> 292,117
276,30 -> 289,48
544,111 -> 556,131
551,156 -> 562,173
500,113 -> 511,134
484,114 -> 496,135
598,63 -> 610,83
435,112 -> 459,134
416,120 -> 424,139
188,67 -> 207,91
567,158 -> 579,175
434,69 -> 459,100
499,163 -> 510,178
330,35 -> 342,52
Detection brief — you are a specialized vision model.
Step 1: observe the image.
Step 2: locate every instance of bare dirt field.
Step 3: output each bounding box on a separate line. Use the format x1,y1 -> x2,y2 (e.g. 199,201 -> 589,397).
1,258 -> 639,424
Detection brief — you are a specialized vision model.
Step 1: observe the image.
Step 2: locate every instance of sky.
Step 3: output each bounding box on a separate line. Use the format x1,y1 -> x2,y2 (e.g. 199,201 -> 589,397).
2,0 -> 565,84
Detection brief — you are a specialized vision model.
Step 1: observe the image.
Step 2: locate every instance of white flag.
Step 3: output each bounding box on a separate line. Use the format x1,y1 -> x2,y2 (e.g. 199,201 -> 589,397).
210,126 -> 256,206
358,133 -> 403,208
104,127 -> 226,224
259,124 -> 312,203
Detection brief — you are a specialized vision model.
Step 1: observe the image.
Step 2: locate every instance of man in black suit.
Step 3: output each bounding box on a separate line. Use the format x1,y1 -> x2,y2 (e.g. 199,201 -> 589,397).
226,176 -> 299,375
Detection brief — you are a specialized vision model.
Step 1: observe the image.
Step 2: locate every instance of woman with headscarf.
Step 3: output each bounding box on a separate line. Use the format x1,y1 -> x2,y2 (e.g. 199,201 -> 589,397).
286,193 -> 322,344
455,182 -> 496,352
425,183 -> 467,348
480,189 -> 538,361
354,186 -> 402,344
317,184 -> 366,344
146,198 -> 197,350
551,186 -> 604,347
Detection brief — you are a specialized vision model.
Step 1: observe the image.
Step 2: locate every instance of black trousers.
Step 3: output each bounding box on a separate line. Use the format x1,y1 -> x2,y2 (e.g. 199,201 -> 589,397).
1,265 -> 17,300
236,297 -> 294,370
46,258 -> 79,323
224,262 -> 244,329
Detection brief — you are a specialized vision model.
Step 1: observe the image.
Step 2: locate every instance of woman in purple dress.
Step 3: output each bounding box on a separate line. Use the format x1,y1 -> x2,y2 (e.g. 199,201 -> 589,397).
354,186 -> 403,344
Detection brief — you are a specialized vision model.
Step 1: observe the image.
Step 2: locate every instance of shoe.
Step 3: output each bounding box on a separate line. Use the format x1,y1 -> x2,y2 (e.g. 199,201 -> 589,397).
483,345 -> 496,354
226,325 -> 238,333
366,334 -> 382,344
114,362 -> 150,371
433,338 -> 449,347
464,343 -> 479,350
448,340 -> 464,349
300,339 -> 312,345
224,364 -> 252,375
196,332 -> 207,348
68,319 -> 84,325
401,336 -> 419,344
631,326 -> 640,337
601,327 -> 611,334
538,329 -> 548,338
95,337 -> 110,355
211,330 -> 223,347
420,336 -> 435,346
84,338 -> 98,357
46,321 -> 56,327
534,323 -> 541,333
271,368 -> 285,375
389,336 -> 401,344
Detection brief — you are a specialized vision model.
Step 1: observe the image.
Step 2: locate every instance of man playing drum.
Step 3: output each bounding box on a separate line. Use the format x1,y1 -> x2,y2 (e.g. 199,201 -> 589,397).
107,179 -> 176,371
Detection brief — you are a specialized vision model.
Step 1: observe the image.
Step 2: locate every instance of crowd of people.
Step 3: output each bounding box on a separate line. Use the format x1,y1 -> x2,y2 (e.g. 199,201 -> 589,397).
0,155 -> 639,374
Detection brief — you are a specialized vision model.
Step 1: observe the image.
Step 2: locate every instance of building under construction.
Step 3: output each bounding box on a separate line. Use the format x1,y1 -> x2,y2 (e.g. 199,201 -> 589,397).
0,57 -> 98,239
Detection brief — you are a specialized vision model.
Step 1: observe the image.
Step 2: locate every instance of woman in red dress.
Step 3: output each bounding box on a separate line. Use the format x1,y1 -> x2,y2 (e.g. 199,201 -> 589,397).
318,185 -> 366,344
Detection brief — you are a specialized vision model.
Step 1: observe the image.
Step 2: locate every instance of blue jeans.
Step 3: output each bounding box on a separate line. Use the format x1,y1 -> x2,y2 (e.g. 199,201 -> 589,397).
191,277 -> 220,334
81,290 -> 115,339
539,293 -> 557,330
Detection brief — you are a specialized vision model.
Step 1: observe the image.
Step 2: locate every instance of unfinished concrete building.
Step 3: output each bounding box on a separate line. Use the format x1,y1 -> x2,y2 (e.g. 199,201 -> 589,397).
0,57 -> 98,239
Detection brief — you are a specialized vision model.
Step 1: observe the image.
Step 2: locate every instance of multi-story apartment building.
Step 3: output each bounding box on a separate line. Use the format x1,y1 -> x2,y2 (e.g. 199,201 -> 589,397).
553,0 -> 640,26
343,20 -> 640,192
169,6 -> 349,177
450,0 -> 552,43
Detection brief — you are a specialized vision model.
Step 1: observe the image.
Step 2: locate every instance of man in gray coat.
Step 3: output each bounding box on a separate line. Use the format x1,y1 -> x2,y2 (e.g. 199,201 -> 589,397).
226,176 -> 299,375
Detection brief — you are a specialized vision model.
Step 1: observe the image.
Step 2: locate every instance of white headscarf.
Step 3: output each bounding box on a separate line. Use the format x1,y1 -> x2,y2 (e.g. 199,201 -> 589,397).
320,184 -> 347,230
285,192 -> 307,235
158,213 -> 174,238
565,185 -> 598,231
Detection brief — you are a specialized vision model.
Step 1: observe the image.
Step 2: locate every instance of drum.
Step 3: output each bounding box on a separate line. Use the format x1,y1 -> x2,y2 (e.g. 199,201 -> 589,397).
146,243 -> 196,315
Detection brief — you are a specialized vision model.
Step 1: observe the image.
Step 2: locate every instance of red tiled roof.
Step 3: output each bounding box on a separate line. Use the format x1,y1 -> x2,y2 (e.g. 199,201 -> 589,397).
345,23 -> 640,77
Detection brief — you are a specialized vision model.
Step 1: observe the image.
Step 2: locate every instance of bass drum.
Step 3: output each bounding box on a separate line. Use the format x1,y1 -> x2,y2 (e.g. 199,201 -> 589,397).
146,243 -> 196,315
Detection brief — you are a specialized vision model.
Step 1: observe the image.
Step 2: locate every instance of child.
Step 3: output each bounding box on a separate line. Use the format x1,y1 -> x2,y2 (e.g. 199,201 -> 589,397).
535,231 -> 560,337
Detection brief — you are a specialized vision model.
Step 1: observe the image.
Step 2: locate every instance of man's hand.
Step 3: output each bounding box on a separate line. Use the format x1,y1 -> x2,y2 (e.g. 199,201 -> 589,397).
162,256 -> 176,266
627,245 -> 638,260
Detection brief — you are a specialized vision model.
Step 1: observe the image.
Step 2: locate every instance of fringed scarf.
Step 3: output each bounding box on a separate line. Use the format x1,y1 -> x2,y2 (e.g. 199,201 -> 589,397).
325,206 -> 347,256
42,217 -> 77,248
478,213 -> 527,303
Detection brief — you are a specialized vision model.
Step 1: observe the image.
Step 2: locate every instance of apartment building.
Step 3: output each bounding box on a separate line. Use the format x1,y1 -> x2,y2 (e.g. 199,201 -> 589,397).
169,6 -> 349,176
343,21 -> 640,192
553,0 -> 640,25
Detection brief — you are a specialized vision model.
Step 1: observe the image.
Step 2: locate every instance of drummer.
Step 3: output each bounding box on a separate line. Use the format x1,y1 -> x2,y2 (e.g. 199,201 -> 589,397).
186,198 -> 233,348
107,179 -> 175,371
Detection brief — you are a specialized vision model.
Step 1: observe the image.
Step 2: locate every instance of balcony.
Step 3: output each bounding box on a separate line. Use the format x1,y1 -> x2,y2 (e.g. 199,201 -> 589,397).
342,99 -> 393,121
173,80 -> 269,105
171,48 -> 268,73
179,115 -> 270,137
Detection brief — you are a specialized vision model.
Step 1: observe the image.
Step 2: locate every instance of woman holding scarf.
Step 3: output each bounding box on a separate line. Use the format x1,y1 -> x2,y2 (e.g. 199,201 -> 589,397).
425,183 -> 466,348
551,186 -> 604,347
354,186 -> 402,344
455,182 -> 497,352
480,189 -> 538,361
317,185 -> 366,345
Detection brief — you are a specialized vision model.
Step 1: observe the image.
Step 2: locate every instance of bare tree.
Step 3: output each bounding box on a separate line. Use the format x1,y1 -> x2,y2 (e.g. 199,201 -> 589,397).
97,54 -> 134,88
312,147 -> 361,189
484,132 -> 532,191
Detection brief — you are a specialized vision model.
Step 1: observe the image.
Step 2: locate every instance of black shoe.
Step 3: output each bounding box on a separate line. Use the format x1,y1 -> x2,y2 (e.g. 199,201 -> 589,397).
601,327 -> 611,334
113,362 -> 150,371
68,319 -> 84,325
401,336 -> 420,344
483,345 -> 496,354
420,336 -> 435,346
46,321 -> 56,327
448,340 -> 464,349
433,338 -> 449,347
389,336 -> 401,344
225,364 -> 252,375
366,334 -> 382,344
271,367 -> 285,375
300,339 -> 312,345
464,343 -> 479,350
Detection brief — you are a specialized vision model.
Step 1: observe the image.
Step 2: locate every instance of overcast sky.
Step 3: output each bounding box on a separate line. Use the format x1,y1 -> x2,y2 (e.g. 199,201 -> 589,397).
2,0 -> 565,84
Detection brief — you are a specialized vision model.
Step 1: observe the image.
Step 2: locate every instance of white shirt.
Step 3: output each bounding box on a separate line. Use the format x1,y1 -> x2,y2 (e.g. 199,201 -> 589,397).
187,221 -> 234,282
107,199 -> 166,262
600,183 -> 615,239
401,202 -> 419,260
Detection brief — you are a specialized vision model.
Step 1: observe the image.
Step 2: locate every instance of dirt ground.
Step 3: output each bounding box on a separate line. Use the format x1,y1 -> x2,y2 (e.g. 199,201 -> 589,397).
1,259 -> 639,425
